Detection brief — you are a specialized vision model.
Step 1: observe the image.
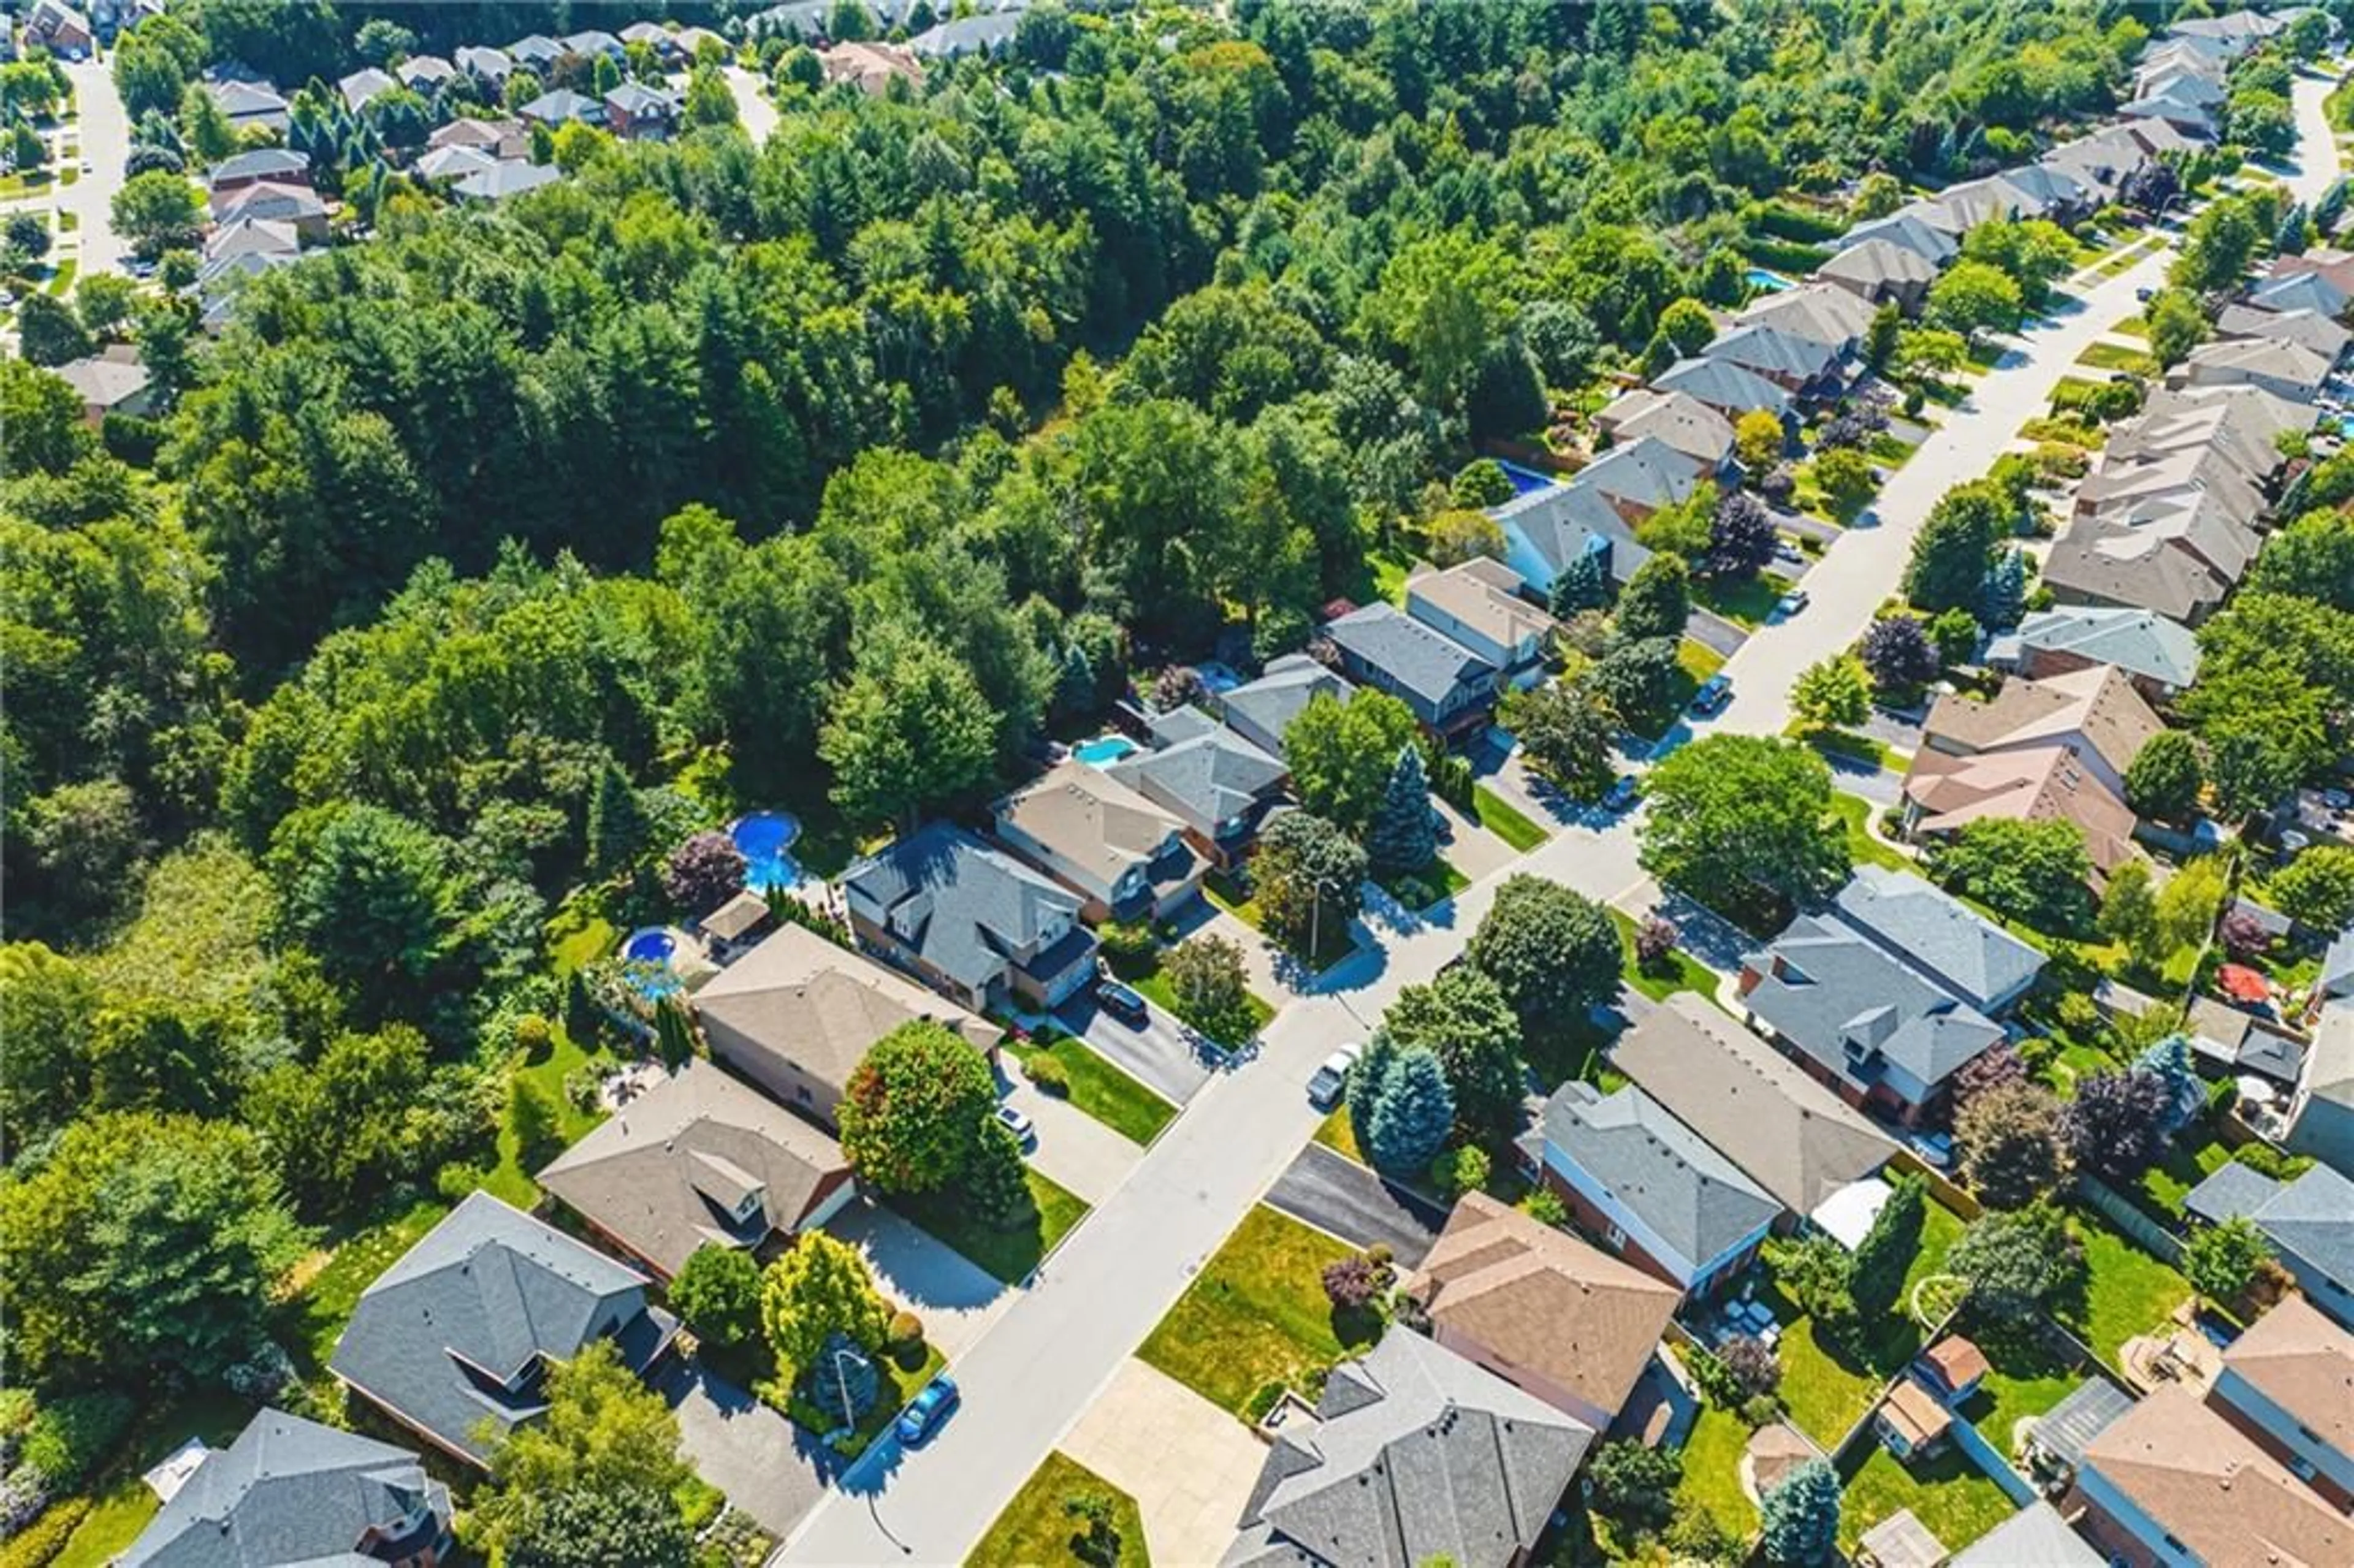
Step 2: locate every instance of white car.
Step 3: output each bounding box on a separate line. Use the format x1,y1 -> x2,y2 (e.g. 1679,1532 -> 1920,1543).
1307,1043 -> 1363,1109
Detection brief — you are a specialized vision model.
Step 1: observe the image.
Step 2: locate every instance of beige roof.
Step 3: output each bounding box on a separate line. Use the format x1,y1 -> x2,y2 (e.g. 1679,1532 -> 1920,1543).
1880,1379 -> 1952,1449
2082,1385 -> 2353,1567
535,1059 -> 848,1277
51,352 -> 151,409
1818,237 -> 1940,292
2043,517 -> 2235,623
1922,665 -> 2163,783
1406,557 -> 1560,651
2220,1297 -> 2354,1460
1415,1191 -> 1678,1421
1858,1508 -> 1948,1568
700,890 -> 771,942
995,759 -> 1192,893
1746,1422 -> 1818,1498
1925,1336 -> 1991,1390
1607,992 -> 1897,1216
694,922 -> 998,1094
2180,335 -> 2332,398
1903,745 -> 2139,877
1592,387 -> 1737,471
1734,281 -> 1875,349
820,40 -> 922,89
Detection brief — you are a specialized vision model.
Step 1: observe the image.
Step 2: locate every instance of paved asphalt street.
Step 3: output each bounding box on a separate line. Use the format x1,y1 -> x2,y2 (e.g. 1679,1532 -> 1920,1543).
59,59 -> 129,282
779,81 -> 2344,1567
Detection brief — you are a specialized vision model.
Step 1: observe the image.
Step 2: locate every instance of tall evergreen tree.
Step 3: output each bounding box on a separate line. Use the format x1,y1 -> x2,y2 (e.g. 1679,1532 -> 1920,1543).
1549,549 -> 1610,616
1759,1460 -> 1840,1566
585,761 -> 648,878
1346,1030 -> 1399,1162
1366,1046 -> 1453,1174
1364,744 -> 1437,875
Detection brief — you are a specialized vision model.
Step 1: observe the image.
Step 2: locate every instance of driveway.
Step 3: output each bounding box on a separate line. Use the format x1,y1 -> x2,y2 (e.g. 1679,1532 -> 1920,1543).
1265,1143 -> 1446,1268
1001,1070 -> 1147,1204
823,1198 -> 1011,1359
720,64 -> 779,143
1687,607 -> 1747,658
1054,992 -> 1216,1105
1060,1360 -> 1267,1565
1434,796 -> 1517,881
655,1359 -> 830,1539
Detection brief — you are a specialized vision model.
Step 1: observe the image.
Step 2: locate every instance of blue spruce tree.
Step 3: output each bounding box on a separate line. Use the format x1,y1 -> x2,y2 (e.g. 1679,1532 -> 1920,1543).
1759,1459 -> 1840,1566
1365,744 -> 1437,876
1977,547 -> 2026,631
1366,1046 -> 1454,1174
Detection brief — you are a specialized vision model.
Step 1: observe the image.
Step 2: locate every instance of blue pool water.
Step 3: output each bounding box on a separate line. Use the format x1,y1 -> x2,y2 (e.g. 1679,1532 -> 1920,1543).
623,929 -> 676,964
1495,460 -> 1560,497
620,927 -> 684,998
1074,735 -> 1140,766
729,810 -> 803,894
1745,267 -> 1795,292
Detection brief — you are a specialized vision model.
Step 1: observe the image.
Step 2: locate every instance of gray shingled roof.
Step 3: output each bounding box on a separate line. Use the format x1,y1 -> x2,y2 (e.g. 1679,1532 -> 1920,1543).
1105,724 -> 1286,837
1218,655 -> 1355,759
1653,353 -> 1794,417
1529,1081 -> 1778,1274
2324,926 -> 2354,997
1828,866 -> 2046,1014
1701,322 -> 1841,384
2024,1378 -> 2135,1472
1950,1501 -> 2104,1567
208,147 -> 307,186
2190,1162 -> 2354,1287
1742,915 -> 2006,1097
1225,1328 -> 1591,1568
455,161 -> 559,202
1999,606 -> 2202,690
1489,474 -> 1653,585
1322,603 -> 1495,713
121,1409 -> 449,1568
842,823 -> 1088,997
329,1192 -> 671,1464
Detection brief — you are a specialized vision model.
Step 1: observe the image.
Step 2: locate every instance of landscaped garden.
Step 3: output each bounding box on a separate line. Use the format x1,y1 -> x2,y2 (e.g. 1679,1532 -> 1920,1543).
969,1451 -> 1151,1568
1006,1032 -> 1177,1146
1138,1205 -> 1378,1420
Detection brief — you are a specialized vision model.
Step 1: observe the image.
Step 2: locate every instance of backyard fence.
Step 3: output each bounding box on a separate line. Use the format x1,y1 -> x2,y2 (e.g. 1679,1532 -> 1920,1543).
1888,1148 -> 1983,1220
2073,1174 -> 2184,1266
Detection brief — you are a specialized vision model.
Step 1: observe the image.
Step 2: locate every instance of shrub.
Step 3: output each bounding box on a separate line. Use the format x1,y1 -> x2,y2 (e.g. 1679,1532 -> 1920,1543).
886,1310 -> 924,1348
1095,919 -> 1156,973
1719,1333 -> 1782,1399
17,1393 -> 132,1490
1741,1392 -> 1783,1428
1320,1253 -> 1387,1311
512,1012 -> 552,1056
1428,1144 -> 1490,1197
0,1497 -> 90,1568
1689,1345 -> 1745,1409
1521,1188 -> 1567,1227
1021,1053 -> 1070,1094
1585,1439 -> 1683,1533
1634,915 -> 1680,970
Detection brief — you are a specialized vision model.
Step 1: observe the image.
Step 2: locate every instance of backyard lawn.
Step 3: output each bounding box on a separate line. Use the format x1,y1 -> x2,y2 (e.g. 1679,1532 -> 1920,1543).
1007,1033 -> 1176,1146
1838,1445 -> 2017,1556
1672,1404 -> 1758,1542
1138,1205 -> 1376,1419
2064,1213 -> 2192,1368
1767,1197 -> 1967,1448
2133,1127 -> 2234,1220
1472,784 -> 1548,852
1960,1326 -> 2078,1461
900,1170 -> 1089,1285
969,1451 -> 1151,1568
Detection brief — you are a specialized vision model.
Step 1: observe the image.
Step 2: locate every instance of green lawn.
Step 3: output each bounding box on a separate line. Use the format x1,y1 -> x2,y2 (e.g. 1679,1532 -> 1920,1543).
1373,854 -> 1472,909
2108,314 -> 2148,339
1959,1326 -> 2078,1462
2076,340 -> 2158,375
1833,791 -> 1913,875
1202,870 -> 1356,971
1314,1105 -> 1363,1163
2133,1128 -> 2233,1220
1693,572 -> 1794,630
1678,637 -> 1726,682
1672,1404 -> 1759,1543
288,1198 -> 450,1372
2064,1213 -> 2192,1368
899,1170 -> 1089,1285
969,1450 -> 1151,1568
1838,1445 -> 2017,1556
1007,1034 -> 1177,1146
1767,1198 -> 1966,1447
1138,1204 -> 1377,1418
1605,909 -> 1715,1004
47,258 -> 75,294
782,1344 -> 944,1460
1130,967 -> 1276,1045
1472,784 -> 1548,852
50,1391 -> 253,1568
1788,722 -> 1895,771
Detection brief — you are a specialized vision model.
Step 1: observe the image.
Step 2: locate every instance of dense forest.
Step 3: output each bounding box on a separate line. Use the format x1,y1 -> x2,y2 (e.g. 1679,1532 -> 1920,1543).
0,0 -> 2255,1543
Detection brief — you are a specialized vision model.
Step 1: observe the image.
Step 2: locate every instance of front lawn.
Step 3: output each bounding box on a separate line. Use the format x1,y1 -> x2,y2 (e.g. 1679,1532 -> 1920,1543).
2063,1212 -> 2191,1368
1606,908 -> 1716,1004
1007,1033 -> 1176,1146
1673,1404 -> 1759,1543
1677,637 -> 1726,682
1472,784 -> 1548,851
1138,1204 -> 1377,1419
1838,1445 -> 2017,1556
1693,571 -> 1794,630
1314,1105 -> 1363,1163
1786,721 -> 1895,772
969,1450 -> 1151,1568
1130,967 -> 1275,1046
1834,791 -> 1913,875
782,1344 -> 944,1460
2076,340 -> 2158,375
1202,870 -> 1356,971
898,1170 -> 1089,1285
1373,854 -> 1472,910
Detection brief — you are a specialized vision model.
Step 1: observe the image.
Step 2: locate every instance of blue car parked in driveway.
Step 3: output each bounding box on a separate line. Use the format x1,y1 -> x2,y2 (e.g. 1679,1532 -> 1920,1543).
897,1375 -> 960,1446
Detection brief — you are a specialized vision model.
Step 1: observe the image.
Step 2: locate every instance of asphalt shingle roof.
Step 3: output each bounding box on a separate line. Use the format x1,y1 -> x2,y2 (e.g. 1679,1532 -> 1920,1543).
1653,353 -> 1794,417
2187,1161 -> 2354,1287
1529,1081 -> 1778,1274
1322,602 -> 1494,714
1997,606 -> 2201,690
1217,655 -> 1355,759
842,823 -> 1088,997
1829,866 -> 2046,1014
1742,914 -> 2006,1097
1105,721 -> 1285,837
1489,474 -> 1652,585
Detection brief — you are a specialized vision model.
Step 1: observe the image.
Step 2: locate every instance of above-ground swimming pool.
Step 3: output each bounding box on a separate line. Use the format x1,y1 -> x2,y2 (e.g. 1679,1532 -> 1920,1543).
1074,734 -> 1140,766
1495,459 -> 1560,497
620,926 -> 685,997
1745,267 -> 1795,293
729,810 -> 804,894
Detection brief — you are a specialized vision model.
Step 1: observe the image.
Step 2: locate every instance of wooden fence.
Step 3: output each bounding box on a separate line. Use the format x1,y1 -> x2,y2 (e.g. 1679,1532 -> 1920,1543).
2073,1173 -> 2185,1266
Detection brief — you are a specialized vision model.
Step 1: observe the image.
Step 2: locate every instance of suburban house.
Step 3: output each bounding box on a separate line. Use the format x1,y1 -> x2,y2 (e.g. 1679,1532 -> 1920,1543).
694,921 -> 1000,1127
415,145 -> 497,183
1404,558 -> 1559,690
2183,994 -> 2306,1088
201,218 -> 302,275
1515,1080 -> 1780,1298
1900,725 -> 2141,888
1411,1190 -> 1680,1433
841,823 -> 1099,1014
2042,519 -> 2247,625
1987,606 -> 2202,702
206,77 -> 291,130
51,348 -> 156,426
2248,267 -> 2350,319
1914,664 -> 2163,806
2286,1000 -> 2354,1175
1103,715 -> 1287,867
1699,321 -> 1847,400
2185,1160 -> 2354,1331
395,54 -> 455,93
558,28 -> 626,59
118,1409 -> 452,1568
505,34 -> 564,70
207,148 -> 310,192
1813,237 -> 1938,313
517,88 -> 604,128
454,162 -> 560,204
1493,474 -> 1653,599
25,0 -> 95,56
910,10 -> 1023,58
1222,1328 -> 1592,1568
820,40 -> 924,94
211,180 -> 330,238
1737,914 -> 2008,1125
337,66 -> 396,113
1651,352 -> 1795,419
1591,387 -> 1738,479
329,1192 -> 679,1467
535,1059 -> 855,1281
1319,602 -> 1499,736
2071,1385 -> 2352,1568
1828,866 -> 2047,1017
1607,992 -> 1900,1239
1572,434 -> 1704,523
1835,211 -> 1960,268
430,115 -> 527,158
1215,653 -> 1354,761
455,45 -> 514,85
992,759 -> 1206,922
1948,1502 -> 2103,1568
2215,303 -> 2351,364
2173,335 -> 2334,404
603,80 -> 680,139
1874,1377 -> 1953,1461
1734,281 -> 1875,359
622,19 -> 687,58
2208,1296 -> 2354,1510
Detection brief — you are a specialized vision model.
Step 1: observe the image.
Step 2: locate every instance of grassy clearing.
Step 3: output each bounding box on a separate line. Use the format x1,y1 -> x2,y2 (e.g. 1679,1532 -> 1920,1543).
1766,1199 -> 1965,1447
1833,791 -> 1912,875
2076,340 -> 2158,375
2064,1212 -> 2191,1368
1138,1205 -> 1377,1418
969,1450 -> 1152,1568
900,1170 -> 1089,1285
1673,1404 -> 1759,1543
1007,1033 -> 1176,1146
2134,1127 -> 2233,1220
1838,1445 -> 2017,1556
1313,1105 -> 1363,1163
1472,783 -> 1548,851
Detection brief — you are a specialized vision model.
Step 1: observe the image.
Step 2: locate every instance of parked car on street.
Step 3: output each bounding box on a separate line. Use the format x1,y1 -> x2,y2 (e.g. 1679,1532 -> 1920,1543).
896,1376 -> 960,1445
1095,976 -> 1148,1027
1308,1043 -> 1363,1109
1690,674 -> 1733,715
1775,587 -> 1810,618
994,1102 -> 1035,1147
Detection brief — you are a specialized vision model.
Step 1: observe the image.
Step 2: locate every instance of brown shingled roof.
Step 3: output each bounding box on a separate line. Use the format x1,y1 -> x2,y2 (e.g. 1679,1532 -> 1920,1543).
2219,1296 -> 2354,1461
2082,1384 -> 2353,1567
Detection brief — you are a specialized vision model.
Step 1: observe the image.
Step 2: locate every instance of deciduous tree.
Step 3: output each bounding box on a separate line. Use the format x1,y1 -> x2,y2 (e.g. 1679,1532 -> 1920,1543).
1956,1082 -> 2068,1209
670,1244 -> 763,1347
1500,677 -> 1618,802
760,1231 -> 892,1371
1615,554 -> 1689,642
820,627 -> 999,831
476,1341 -> 693,1554
1382,964 -> 1523,1135
1639,736 -> 1849,909
1468,874 -> 1623,1033
837,1021 -> 1000,1195
1791,653 -> 1872,731
1949,1203 -> 2083,1317
1929,817 -> 2093,936
2182,1214 -> 2272,1304
2125,729 -> 2204,821
1252,810 -> 1368,953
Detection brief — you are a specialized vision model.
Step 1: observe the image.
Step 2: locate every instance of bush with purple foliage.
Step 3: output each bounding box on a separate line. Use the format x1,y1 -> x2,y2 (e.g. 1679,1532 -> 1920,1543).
1860,614 -> 1940,690
662,831 -> 747,916
1708,491 -> 1780,580
1320,1250 -> 1394,1311
1634,915 -> 1680,971
2218,910 -> 2270,959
